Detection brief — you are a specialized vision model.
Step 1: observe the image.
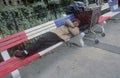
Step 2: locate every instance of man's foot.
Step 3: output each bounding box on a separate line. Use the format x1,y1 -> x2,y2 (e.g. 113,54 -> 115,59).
14,50 -> 28,59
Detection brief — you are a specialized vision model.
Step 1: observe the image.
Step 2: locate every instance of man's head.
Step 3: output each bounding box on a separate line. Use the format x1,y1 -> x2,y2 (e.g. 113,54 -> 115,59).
73,18 -> 80,27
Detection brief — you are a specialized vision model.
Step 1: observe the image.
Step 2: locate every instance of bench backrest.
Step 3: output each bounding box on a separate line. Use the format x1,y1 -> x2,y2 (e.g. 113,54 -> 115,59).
0,14 -> 74,52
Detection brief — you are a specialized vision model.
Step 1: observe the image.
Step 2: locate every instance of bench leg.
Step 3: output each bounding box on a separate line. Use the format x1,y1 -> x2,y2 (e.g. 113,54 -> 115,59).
1,50 -> 21,78
100,21 -> 106,37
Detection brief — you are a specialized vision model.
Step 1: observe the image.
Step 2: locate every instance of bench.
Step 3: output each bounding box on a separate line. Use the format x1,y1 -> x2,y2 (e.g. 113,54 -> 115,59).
0,0 -> 120,77
0,14 -> 77,78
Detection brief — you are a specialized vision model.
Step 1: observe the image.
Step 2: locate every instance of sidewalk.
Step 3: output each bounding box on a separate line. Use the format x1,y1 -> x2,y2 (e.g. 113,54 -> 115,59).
5,14 -> 120,78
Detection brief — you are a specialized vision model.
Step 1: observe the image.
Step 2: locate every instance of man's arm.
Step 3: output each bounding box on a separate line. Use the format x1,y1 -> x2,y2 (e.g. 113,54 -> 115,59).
68,26 -> 80,36
65,19 -> 80,36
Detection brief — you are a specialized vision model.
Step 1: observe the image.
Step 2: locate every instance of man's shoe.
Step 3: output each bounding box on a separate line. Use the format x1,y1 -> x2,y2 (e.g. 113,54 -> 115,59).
14,50 -> 28,59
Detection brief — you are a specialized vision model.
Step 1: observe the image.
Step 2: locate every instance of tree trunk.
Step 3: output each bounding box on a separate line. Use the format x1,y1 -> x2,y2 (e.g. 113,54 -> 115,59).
0,0 -> 3,9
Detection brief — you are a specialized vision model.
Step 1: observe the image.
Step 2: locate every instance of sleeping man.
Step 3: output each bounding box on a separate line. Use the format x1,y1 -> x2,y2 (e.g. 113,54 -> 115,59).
14,19 -> 81,59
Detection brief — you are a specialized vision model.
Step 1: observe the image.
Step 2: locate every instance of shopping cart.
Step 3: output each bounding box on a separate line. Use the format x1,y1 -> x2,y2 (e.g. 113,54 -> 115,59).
65,1 -> 103,44
75,5 -> 102,43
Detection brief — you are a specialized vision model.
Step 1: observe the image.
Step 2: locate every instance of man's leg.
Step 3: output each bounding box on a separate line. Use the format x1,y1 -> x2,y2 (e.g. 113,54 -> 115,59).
26,32 -> 63,56
15,32 -> 63,58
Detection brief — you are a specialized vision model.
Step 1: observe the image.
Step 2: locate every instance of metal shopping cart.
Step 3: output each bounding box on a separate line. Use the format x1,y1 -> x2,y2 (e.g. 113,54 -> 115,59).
77,5 -> 102,43
65,1 -> 102,44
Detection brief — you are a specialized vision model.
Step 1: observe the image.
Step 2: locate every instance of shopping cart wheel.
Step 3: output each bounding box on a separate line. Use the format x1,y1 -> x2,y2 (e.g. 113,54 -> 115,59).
101,33 -> 105,37
95,39 -> 99,44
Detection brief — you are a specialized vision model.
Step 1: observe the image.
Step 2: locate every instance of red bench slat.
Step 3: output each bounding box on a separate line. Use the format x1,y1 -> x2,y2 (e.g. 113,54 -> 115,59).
0,32 -> 25,43
0,38 -> 28,52
0,35 -> 27,48
0,53 -> 40,78
0,31 -> 28,52
98,16 -> 111,23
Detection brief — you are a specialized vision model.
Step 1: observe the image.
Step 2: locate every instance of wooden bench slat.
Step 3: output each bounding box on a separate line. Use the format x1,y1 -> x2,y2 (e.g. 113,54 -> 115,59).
0,38 -> 28,52
26,24 -> 56,37
102,11 -> 119,17
108,1 -> 117,6
54,14 -> 74,27
0,54 -> 40,78
112,8 -> 120,12
27,26 -> 57,40
112,5 -> 118,9
0,35 -> 27,48
25,21 -> 54,33
0,32 -> 25,43
98,16 -> 111,23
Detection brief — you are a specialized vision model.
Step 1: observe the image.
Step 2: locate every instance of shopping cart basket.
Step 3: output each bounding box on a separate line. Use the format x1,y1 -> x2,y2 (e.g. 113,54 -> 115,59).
73,5 -> 102,43
65,1 -> 104,44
